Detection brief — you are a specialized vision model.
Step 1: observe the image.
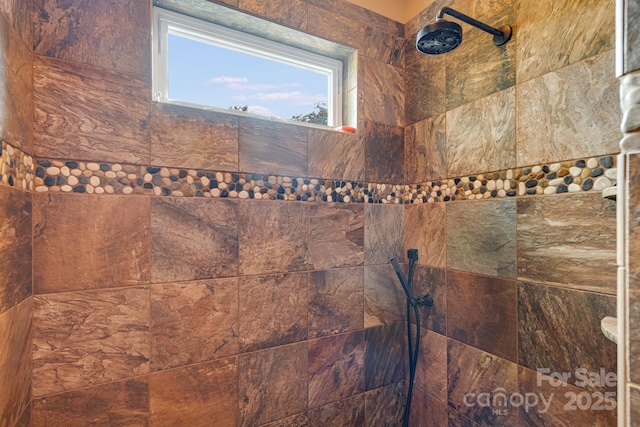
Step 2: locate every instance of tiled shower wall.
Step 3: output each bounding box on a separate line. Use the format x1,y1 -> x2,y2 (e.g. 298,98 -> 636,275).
404,0 -> 620,426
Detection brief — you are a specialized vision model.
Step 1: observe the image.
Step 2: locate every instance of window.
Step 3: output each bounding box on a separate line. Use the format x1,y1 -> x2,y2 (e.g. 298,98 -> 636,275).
152,7 -> 344,127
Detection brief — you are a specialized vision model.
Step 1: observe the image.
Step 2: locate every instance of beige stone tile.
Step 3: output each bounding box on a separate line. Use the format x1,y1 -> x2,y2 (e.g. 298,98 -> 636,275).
404,113 -> 446,183
403,202 -> 446,268
517,50 -> 620,166
308,203 -> 364,270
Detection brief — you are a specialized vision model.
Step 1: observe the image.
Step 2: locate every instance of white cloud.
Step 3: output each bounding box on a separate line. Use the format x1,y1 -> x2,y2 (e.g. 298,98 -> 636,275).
208,76 -> 248,84
227,82 -> 301,91
255,91 -> 303,101
247,105 -> 274,116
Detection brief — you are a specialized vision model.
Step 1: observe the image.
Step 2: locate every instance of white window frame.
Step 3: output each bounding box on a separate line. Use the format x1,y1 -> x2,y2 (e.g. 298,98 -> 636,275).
152,6 -> 343,127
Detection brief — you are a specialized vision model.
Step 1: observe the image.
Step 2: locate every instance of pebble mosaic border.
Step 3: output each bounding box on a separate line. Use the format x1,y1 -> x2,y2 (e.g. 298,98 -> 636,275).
1,141 -> 34,191
0,140 -> 618,204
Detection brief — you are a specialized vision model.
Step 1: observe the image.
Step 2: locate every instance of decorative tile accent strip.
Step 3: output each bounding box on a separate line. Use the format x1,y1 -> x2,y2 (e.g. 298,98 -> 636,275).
1,141 -> 34,191
32,155 -> 617,204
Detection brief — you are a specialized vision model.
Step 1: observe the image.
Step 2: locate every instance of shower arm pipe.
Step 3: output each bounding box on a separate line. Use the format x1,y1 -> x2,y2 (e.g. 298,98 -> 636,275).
436,7 -> 504,37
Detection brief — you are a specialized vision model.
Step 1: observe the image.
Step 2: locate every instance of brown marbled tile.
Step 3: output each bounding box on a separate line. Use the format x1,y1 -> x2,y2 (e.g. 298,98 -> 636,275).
151,198 -> 238,282
32,288 -> 150,397
33,194 -> 151,294
517,192 -> 617,294
517,50 -> 620,166
309,267 -> 364,338
239,115 -> 307,177
31,378 -> 149,427
33,0 -> 150,75
149,357 -> 238,427
364,27 -> 404,68
33,56 -> 150,164
0,299 -> 31,427
364,322 -> 404,390
412,265 -> 446,334
448,339 -> 519,427
445,0 -> 515,110
363,58 -> 404,127
14,402 -> 30,427
238,200 -> 308,275
308,331 -> 365,408
448,409 -> 482,427
0,10 -> 32,152
306,0 -> 399,36
518,282 -> 616,393
447,270 -> 517,361
150,103 -> 239,171
364,264 -> 404,327
364,204 -> 403,266
238,0 -> 307,31
364,121 -> 404,183
308,127 -> 364,181
632,292 -> 640,383
364,381 -> 405,426
404,35 -> 446,124
239,342 -> 308,427
629,153 -> 640,291
404,113 -> 446,183
403,202 -> 446,268
0,0 -> 33,47
307,5 -> 365,49
261,413 -> 309,427
516,0 -> 614,83
446,87 -> 516,177
410,386 -> 448,427
632,384 -> 640,427
446,198 -> 516,279
150,278 -> 238,371
518,366 -> 616,427
308,394 -> 365,426
415,329 -> 447,402
239,272 -> 308,352
308,203 -> 364,270
0,186 -> 31,315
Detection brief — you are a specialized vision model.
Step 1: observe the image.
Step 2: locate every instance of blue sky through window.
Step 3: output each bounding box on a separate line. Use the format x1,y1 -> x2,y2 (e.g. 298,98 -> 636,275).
167,34 -> 329,120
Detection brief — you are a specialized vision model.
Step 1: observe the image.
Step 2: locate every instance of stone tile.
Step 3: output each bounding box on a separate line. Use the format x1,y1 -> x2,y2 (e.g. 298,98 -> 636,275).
446,199 -> 516,279
150,278 -> 238,371
631,385 -> 640,427
516,0 -> 614,83
239,342 -> 308,427
445,0 -> 516,110
33,56 -> 150,164
0,11 -> 32,152
629,153 -> 640,291
150,103 -> 239,171
447,270 -> 517,361
403,202 -> 446,268
364,381 -> 405,426
517,50 -> 620,166
149,357 -> 238,427
0,0 -> 33,47
446,87 -> 516,177
308,127 -> 364,181
625,0 -> 640,74
33,194 -> 151,294
412,265 -> 446,334
0,187 -> 31,315
14,402 -> 30,427
363,58 -> 404,127
34,0 -> 150,74
518,282 -> 616,393
404,36 -> 446,124
308,331 -> 365,408
415,329 -> 447,402
261,413 -> 309,427
448,339 -> 519,427
632,291 -> 640,383
239,117 -> 307,177
404,113 -> 446,183
309,268 -> 364,339
364,121 -> 404,183
517,192 -> 617,294
308,203 -> 364,270
0,299 -> 31,427
31,378 -> 149,427
239,272 -> 308,352
364,322 -> 404,391
410,386 -> 448,427
32,288 -> 150,396
238,201 -> 308,275
364,27 -> 404,68
364,204 -> 403,266
448,409 -> 482,427
364,264 -> 404,328
518,366 -> 616,427
306,0 -> 399,36
307,5 -> 365,50
151,198 -> 238,282
238,0 -> 307,31
308,394 -> 364,426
